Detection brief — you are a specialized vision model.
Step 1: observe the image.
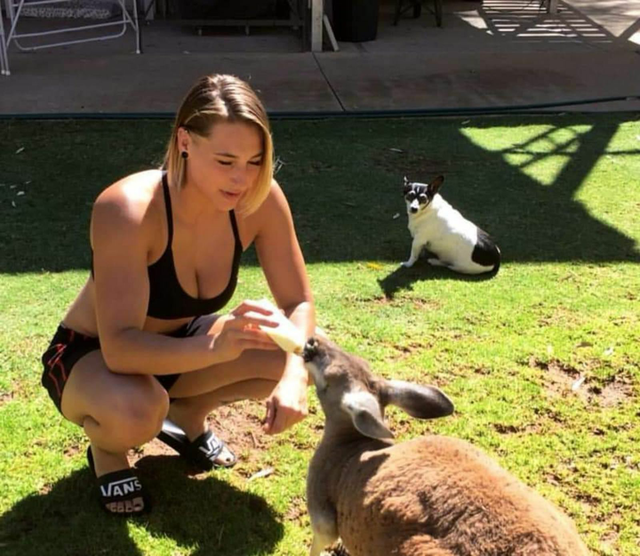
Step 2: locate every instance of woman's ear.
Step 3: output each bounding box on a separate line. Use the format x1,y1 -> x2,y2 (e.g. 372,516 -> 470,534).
176,126 -> 191,154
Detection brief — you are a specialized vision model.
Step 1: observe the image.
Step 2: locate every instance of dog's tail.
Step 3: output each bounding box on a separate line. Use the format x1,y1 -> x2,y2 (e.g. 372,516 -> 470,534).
489,246 -> 501,276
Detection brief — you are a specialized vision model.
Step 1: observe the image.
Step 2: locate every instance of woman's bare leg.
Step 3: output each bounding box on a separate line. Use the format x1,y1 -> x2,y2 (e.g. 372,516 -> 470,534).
61,350 -> 169,512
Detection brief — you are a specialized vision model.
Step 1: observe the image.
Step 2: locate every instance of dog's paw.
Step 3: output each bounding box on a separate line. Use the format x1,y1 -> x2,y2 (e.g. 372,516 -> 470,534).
427,258 -> 445,267
401,260 -> 415,268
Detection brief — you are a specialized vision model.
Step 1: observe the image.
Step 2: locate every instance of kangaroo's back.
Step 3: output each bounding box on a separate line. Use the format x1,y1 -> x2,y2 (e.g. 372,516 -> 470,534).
333,436 -> 590,556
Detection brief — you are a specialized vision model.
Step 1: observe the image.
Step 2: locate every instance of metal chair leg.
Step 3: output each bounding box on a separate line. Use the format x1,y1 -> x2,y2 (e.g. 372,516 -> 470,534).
434,0 -> 443,27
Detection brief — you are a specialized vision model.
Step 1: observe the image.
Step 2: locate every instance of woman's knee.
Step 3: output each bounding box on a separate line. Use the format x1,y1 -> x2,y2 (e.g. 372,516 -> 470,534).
101,375 -> 169,442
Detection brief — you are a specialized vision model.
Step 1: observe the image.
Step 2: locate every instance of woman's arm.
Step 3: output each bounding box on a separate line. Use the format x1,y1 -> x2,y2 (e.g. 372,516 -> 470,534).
254,181 -> 316,349
92,176 -> 276,375
253,181 -> 316,433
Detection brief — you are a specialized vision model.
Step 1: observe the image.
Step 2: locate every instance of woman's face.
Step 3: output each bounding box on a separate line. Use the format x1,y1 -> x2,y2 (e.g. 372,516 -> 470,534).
179,120 -> 264,211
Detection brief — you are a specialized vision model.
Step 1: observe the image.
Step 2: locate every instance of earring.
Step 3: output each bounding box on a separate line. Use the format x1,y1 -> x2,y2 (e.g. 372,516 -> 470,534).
181,151 -> 188,160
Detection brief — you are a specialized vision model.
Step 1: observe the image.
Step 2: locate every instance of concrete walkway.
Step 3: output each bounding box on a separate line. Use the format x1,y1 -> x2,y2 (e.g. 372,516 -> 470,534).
1,0 -> 639,115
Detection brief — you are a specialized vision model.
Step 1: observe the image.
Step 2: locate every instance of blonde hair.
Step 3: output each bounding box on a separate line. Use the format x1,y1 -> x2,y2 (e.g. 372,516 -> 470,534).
163,74 -> 274,215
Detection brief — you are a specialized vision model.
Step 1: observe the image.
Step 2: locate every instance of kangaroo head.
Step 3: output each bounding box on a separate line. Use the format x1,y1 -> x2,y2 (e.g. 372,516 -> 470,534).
303,336 -> 454,439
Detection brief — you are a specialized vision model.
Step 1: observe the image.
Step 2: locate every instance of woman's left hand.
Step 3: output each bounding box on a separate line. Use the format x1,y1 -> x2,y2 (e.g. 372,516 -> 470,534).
263,373 -> 308,435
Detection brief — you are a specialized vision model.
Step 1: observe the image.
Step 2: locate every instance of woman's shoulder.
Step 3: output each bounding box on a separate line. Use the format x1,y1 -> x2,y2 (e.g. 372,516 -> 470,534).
247,179 -> 288,219
238,179 -> 295,246
93,169 -> 163,223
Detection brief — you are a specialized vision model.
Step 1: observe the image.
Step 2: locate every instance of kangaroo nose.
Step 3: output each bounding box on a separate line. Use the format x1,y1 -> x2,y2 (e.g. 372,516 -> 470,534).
303,338 -> 319,362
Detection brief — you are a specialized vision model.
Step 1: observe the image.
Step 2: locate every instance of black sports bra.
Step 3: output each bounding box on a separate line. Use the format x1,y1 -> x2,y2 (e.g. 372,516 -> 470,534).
146,174 -> 242,320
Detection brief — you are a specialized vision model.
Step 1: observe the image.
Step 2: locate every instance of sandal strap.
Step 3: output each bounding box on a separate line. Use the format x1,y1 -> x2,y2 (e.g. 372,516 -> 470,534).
97,469 -> 143,504
156,421 -> 237,470
185,430 -> 224,461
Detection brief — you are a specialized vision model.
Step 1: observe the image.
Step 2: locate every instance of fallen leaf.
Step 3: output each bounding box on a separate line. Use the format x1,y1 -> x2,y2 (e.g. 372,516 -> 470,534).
392,213 -> 400,219
248,467 -> 274,481
16,191 -> 25,196
389,148 -> 404,153
571,376 -> 586,392
11,201 -> 16,208
366,262 -> 383,270
603,347 -> 614,356
15,147 -> 25,154
462,119 -> 471,124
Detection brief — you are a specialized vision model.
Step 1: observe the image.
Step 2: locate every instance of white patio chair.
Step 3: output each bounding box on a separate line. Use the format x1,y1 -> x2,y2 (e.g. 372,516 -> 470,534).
2,0 -> 140,76
0,12 -> 8,74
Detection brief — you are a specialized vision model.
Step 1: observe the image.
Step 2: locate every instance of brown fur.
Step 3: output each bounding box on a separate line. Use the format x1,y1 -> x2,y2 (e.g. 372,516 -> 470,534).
305,337 -> 590,556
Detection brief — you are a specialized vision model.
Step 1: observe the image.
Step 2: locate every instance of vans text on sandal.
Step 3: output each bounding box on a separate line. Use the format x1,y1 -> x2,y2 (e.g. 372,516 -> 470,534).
87,447 -> 149,516
157,419 -> 237,471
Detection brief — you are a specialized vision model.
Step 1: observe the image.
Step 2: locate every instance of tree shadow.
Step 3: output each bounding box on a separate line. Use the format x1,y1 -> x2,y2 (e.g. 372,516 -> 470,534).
0,456 -> 284,556
0,115 -> 637,274
283,114 -> 639,267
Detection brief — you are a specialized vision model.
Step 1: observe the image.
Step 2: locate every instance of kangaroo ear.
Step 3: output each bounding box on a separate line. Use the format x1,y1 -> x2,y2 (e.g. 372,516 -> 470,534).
428,175 -> 444,196
342,391 -> 394,440
385,380 -> 454,419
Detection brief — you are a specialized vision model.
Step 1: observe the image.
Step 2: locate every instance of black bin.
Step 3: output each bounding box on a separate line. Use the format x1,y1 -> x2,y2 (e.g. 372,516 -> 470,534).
332,0 -> 380,42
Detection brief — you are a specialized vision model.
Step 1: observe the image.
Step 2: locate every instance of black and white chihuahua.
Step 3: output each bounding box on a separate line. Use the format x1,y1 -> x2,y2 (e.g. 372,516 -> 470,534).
401,175 -> 501,274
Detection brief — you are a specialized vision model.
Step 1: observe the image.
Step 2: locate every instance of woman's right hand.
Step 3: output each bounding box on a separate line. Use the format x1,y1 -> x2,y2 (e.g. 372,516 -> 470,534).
210,300 -> 281,363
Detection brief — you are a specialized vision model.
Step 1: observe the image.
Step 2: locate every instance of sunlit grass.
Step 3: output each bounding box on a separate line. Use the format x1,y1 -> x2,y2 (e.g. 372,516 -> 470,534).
1,114 -> 639,555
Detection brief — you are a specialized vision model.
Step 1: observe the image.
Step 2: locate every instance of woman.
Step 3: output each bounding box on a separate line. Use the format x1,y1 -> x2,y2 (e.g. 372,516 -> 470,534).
40,74 -> 315,516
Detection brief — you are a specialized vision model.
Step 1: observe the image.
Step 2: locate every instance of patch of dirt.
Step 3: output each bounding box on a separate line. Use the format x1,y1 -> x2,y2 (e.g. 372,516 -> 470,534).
575,492 -> 601,509
529,357 -> 635,407
207,400 -> 273,454
590,376 -> 635,408
411,298 -> 443,311
63,444 -> 82,458
284,495 -> 308,525
382,340 -> 436,365
0,391 -> 14,405
532,405 -> 565,424
38,483 -> 53,495
132,400 -> 275,471
536,307 -> 581,328
492,423 -> 533,435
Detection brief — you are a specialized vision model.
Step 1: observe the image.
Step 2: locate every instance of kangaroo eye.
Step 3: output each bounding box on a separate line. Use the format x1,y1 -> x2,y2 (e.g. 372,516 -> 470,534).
418,194 -> 428,203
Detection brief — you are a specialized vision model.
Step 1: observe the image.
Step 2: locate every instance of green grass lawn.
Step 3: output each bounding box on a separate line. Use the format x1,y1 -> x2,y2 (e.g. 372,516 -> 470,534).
0,113 -> 639,556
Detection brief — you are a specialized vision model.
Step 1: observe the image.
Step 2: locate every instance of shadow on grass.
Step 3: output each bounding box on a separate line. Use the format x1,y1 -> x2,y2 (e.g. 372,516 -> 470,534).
378,259 -> 497,299
0,114 -> 638,274
0,456 -> 284,556
289,115 -> 639,268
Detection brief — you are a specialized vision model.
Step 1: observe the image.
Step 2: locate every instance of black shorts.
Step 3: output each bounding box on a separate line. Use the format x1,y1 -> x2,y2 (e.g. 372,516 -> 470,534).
41,316 -> 211,415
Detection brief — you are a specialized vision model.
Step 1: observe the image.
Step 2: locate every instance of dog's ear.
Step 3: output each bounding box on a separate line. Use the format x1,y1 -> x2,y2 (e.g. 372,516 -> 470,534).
403,176 -> 412,194
428,175 -> 444,196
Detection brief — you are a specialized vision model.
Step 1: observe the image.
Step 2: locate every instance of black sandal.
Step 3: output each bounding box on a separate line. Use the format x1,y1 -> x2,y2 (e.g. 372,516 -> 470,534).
87,447 -> 149,516
157,419 -> 237,471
